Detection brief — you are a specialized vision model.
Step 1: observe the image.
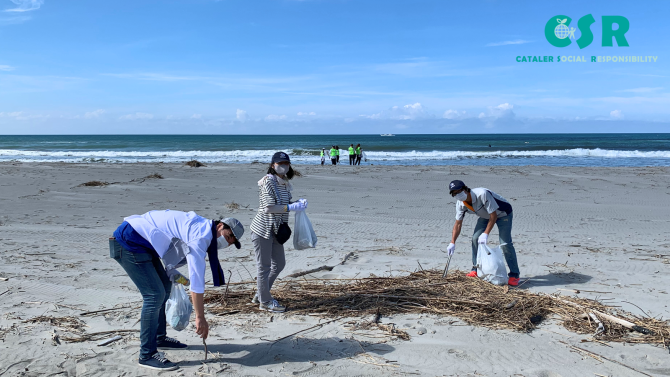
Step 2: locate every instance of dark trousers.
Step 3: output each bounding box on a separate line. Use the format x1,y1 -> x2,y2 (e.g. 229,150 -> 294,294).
349,155 -> 355,165
331,158 -> 337,165
336,155 -> 340,163
355,155 -> 362,165
113,241 -> 171,360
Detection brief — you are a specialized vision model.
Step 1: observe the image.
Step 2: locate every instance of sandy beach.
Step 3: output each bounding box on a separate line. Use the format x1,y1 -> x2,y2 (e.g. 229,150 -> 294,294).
1,162 -> 669,377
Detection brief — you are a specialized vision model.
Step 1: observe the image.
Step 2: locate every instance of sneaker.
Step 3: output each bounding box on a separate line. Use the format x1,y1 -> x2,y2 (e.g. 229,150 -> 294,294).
260,299 -> 286,313
251,293 -> 260,304
466,270 -> 478,278
139,352 -> 179,371
157,336 -> 188,350
508,277 -> 521,287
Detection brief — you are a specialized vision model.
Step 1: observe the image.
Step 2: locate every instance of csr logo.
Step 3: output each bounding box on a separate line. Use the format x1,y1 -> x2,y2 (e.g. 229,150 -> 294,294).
545,14 -> 629,49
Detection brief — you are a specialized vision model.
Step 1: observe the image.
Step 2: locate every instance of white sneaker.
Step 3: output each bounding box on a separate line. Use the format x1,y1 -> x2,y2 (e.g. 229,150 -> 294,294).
251,293 -> 259,304
259,299 -> 286,313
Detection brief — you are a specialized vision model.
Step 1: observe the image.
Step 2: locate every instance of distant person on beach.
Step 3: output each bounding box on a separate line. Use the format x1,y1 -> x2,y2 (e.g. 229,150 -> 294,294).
320,148 -> 326,165
335,145 -> 340,164
330,146 -> 337,165
250,152 -> 307,313
110,211 -> 244,371
348,144 -> 355,165
446,180 -> 520,286
355,144 -> 362,165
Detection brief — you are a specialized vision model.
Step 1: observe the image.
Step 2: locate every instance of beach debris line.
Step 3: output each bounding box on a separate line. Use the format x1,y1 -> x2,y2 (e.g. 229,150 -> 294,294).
204,269 -> 670,346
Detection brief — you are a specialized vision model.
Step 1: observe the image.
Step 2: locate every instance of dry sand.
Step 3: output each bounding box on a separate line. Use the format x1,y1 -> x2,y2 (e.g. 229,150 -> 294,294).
0,162 -> 669,376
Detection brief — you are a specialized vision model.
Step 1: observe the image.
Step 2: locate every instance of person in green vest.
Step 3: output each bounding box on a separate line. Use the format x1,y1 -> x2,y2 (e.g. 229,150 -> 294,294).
348,144 -> 355,165
320,148 -> 326,165
335,145 -> 340,164
355,144 -> 362,165
329,146 -> 337,165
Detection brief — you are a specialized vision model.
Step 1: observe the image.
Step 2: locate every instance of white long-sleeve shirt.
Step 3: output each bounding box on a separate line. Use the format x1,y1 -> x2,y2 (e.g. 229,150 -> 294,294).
125,210 -> 212,294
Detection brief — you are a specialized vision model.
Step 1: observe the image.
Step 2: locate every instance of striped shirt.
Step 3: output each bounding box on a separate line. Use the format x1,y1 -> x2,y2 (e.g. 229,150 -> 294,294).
250,175 -> 292,239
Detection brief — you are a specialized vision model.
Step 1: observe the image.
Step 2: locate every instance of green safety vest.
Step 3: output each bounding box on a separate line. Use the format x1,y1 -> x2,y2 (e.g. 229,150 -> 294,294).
330,149 -> 337,157
348,147 -> 354,155
356,147 -> 361,154
336,149 -> 340,156
320,151 -> 324,157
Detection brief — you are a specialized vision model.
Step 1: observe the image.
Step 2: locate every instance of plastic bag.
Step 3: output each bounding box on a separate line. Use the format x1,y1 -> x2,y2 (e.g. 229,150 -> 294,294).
165,282 -> 193,331
476,244 -> 507,286
293,210 -> 317,250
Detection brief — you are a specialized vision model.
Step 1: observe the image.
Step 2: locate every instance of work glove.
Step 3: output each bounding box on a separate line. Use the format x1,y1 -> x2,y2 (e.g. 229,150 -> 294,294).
478,233 -> 488,245
298,198 -> 308,208
447,243 -> 455,256
167,270 -> 190,286
288,200 -> 306,212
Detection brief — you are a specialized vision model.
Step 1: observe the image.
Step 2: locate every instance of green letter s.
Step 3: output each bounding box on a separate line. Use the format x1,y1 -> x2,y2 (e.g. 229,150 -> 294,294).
545,15 -> 572,47
576,14 -> 595,49
602,16 -> 630,47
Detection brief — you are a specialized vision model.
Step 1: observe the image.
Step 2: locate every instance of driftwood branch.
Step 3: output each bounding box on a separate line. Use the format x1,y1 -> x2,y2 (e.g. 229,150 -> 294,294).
286,252 -> 356,278
557,297 -> 653,335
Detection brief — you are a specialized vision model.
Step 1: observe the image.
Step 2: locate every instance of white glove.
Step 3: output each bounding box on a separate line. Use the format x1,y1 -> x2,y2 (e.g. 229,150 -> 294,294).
167,270 -> 189,285
478,233 -> 488,245
298,198 -> 308,208
288,201 -> 306,212
447,243 -> 455,256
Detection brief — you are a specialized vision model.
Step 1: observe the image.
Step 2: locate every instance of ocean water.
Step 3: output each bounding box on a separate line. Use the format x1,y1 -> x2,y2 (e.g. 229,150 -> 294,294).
0,134 -> 669,167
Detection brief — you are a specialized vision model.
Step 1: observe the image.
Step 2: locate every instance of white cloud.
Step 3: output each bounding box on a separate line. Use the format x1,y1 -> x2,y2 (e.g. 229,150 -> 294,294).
0,111 -> 48,120
83,109 -> 105,119
362,102 -> 427,120
236,109 -> 248,122
443,109 -> 467,119
486,39 -> 532,47
119,112 -> 154,121
0,65 -> 15,71
191,113 -> 202,119
297,111 -> 316,116
4,0 -> 44,12
265,114 -> 287,121
610,110 -> 624,119
616,87 -> 663,93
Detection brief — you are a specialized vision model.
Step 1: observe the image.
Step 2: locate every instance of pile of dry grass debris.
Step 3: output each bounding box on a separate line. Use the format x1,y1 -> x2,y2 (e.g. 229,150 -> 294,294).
205,269 -> 670,346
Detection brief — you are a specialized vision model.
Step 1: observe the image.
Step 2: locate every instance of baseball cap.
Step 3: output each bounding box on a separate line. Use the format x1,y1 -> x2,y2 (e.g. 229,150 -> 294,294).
448,180 -> 465,194
271,152 -> 291,164
222,217 -> 244,249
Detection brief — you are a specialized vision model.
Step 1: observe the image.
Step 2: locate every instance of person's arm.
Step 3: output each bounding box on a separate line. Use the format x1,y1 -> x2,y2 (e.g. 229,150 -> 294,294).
190,292 -> 208,339
484,211 -> 497,235
451,219 -> 463,243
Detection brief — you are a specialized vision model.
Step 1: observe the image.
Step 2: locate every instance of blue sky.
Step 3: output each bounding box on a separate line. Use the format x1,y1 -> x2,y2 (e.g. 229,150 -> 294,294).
1,0 -> 669,134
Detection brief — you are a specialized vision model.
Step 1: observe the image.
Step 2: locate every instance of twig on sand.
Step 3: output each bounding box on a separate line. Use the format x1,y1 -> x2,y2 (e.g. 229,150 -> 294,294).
97,335 -> 122,346
287,253 -> 355,278
562,342 -> 653,377
0,290 -> 9,297
262,317 -> 342,343
62,329 -> 139,343
80,306 -> 133,317
203,339 -> 208,361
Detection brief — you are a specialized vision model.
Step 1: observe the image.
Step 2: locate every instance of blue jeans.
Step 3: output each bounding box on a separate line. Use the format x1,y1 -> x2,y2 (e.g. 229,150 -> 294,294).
471,213 -> 520,278
112,240 -> 171,360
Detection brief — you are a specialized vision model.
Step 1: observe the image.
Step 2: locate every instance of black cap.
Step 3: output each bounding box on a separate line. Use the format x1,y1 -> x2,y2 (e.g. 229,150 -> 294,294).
271,151 -> 291,164
449,180 -> 465,193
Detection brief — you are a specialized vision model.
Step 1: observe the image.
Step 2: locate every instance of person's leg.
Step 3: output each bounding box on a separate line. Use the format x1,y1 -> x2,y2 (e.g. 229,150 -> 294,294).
496,214 -> 520,278
471,217 -> 489,271
331,158 -> 336,165
114,247 -> 167,360
267,234 -> 286,289
253,232 -> 274,303
152,255 -> 172,344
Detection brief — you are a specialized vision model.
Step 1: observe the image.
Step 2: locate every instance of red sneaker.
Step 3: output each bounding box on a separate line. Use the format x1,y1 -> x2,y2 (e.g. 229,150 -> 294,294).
466,270 -> 478,278
508,277 -> 520,286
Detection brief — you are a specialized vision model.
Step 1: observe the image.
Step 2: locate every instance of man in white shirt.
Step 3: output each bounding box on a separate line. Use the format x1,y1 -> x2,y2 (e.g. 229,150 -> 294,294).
110,210 -> 243,371
446,180 -> 520,286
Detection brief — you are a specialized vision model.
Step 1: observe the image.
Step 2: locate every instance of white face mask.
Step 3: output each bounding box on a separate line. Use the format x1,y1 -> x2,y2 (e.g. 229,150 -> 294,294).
454,191 -> 468,202
274,164 -> 289,175
217,236 -> 231,249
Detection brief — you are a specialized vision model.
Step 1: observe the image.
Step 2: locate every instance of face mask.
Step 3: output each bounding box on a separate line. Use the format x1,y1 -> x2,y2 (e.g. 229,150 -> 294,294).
274,164 -> 289,175
454,191 -> 468,202
217,236 -> 231,249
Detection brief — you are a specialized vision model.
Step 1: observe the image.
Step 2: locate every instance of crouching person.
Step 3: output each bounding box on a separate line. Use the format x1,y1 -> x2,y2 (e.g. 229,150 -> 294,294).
110,210 -> 244,371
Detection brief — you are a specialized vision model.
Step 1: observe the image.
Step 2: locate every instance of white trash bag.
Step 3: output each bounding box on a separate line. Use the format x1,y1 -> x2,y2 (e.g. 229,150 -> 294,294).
476,244 -> 507,286
165,282 -> 193,331
293,210 -> 317,250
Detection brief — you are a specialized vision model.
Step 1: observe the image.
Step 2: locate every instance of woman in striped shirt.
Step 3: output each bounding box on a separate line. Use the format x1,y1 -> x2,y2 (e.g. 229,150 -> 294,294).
250,152 -> 307,312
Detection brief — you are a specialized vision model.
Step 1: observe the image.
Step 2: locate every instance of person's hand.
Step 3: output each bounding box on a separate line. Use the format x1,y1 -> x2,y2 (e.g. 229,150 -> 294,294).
447,243 -> 455,256
168,271 -> 188,285
298,198 -> 308,208
478,233 -> 488,245
288,201 -> 306,212
195,316 -> 209,340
